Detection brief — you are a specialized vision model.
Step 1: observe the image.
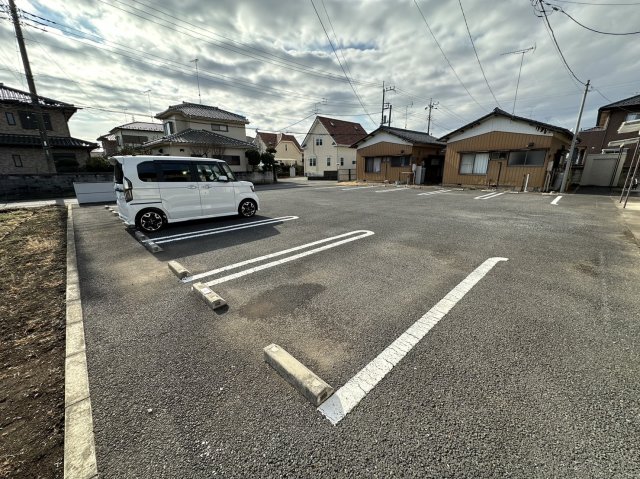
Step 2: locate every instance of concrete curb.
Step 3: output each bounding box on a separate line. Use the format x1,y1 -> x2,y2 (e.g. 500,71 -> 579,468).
64,205 -> 98,479
168,260 -> 190,279
133,230 -> 163,253
192,282 -> 227,310
263,343 -> 334,407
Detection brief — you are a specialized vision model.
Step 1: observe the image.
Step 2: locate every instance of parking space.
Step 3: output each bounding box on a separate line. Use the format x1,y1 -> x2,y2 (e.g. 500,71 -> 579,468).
74,185 -> 640,477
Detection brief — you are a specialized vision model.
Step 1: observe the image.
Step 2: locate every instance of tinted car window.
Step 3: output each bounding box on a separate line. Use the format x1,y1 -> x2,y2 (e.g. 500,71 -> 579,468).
137,161 -> 158,182
158,162 -> 194,182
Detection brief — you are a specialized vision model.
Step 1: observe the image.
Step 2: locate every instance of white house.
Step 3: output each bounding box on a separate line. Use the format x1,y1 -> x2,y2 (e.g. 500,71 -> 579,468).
301,116 -> 367,178
97,121 -> 163,156
141,102 -> 255,172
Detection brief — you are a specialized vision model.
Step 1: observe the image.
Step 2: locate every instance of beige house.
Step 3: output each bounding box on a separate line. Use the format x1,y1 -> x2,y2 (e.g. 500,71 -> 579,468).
254,131 -> 303,166
441,108 -> 573,191
97,121 -> 163,156
301,116 -> 367,178
0,84 -> 96,174
141,102 -> 255,172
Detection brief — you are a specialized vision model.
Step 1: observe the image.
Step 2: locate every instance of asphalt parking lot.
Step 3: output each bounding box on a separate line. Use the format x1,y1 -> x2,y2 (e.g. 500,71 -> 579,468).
73,182 -> 640,478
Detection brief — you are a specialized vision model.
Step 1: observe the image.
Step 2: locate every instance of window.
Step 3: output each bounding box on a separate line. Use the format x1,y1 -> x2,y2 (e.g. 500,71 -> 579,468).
459,153 -> 489,175
352,160 -> 356,165
136,161 -> 158,182
285,144 -> 288,151
365,157 -> 381,173
309,158 -> 316,166
390,156 -> 410,167
122,135 -> 148,145
326,157 -> 331,166
158,162 -> 193,182
220,162 -> 237,181
340,157 -> 344,166
625,112 -> 640,122
507,150 -> 546,166
12,154 -> 22,167
18,111 -> 52,130
221,155 -> 241,165
196,163 -> 225,182
315,138 -> 322,146
211,124 -> 229,132
5,112 -> 16,125
163,121 -> 174,135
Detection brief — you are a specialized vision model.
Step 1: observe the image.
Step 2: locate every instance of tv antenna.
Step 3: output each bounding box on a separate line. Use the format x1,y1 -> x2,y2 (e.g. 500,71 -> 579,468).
501,45 -> 535,115
190,58 -> 201,104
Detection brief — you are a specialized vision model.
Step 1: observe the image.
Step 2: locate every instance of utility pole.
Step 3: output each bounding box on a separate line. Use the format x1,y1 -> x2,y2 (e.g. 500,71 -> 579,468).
388,104 -> 392,127
501,45 -> 535,115
8,0 -> 54,172
560,79 -> 590,193
425,98 -> 438,135
404,102 -> 413,129
190,58 -> 201,104
381,81 -> 395,126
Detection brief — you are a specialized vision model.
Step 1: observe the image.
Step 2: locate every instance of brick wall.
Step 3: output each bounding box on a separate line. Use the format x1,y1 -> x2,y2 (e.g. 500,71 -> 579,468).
0,173 -> 113,201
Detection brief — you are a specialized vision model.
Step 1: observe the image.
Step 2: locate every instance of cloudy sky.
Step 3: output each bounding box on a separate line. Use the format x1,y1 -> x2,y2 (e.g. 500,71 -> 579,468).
1,0 -> 638,146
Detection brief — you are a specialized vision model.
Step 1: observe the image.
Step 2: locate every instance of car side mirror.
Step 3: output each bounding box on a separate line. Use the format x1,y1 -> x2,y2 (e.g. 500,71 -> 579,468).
218,175 -> 228,182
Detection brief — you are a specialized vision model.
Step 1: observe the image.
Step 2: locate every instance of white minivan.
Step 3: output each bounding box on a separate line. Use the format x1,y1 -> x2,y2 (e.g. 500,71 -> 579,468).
114,155 -> 260,233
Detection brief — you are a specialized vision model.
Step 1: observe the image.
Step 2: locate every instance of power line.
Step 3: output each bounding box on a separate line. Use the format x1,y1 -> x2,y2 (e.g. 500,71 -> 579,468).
550,0 -> 640,4
309,0 -> 376,127
457,0 -> 501,108
532,0 -> 586,86
547,3 -> 640,34
413,0 -> 487,112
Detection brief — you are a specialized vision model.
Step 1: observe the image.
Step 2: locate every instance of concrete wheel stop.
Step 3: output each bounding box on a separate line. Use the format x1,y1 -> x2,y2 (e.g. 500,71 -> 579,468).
134,230 -> 163,253
168,260 -> 190,279
263,343 -> 334,407
192,282 -> 227,310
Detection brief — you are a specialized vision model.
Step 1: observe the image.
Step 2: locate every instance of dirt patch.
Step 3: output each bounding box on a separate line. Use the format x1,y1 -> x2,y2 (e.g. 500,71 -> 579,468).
0,207 -> 67,479
241,283 -> 326,320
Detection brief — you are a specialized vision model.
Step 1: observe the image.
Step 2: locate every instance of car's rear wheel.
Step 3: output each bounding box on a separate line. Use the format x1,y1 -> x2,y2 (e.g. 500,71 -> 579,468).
238,199 -> 257,217
136,209 -> 166,233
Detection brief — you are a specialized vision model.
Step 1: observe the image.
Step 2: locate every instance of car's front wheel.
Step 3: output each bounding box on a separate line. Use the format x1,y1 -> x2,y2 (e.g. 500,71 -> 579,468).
136,209 -> 166,233
238,199 -> 257,218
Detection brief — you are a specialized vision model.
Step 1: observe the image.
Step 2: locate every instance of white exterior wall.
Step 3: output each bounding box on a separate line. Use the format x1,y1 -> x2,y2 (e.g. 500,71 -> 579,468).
162,114 -> 248,142
448,116 -> 554,143
303,122 -> 357,176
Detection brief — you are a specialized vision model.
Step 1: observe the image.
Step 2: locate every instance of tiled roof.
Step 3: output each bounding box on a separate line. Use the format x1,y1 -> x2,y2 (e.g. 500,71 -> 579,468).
111,121 -> 163,133
600,94 -> 640,110
156,102 -> 249,124
256,131 -> 277,147
440,108 -> 573,142
280,133 -> 301,150
316,116 -> 368,146
0,133 -> 97,149
0,83 -> 76,110
97,133 -> 117,142
353,126 -> 445,147
142,128 -> 255,149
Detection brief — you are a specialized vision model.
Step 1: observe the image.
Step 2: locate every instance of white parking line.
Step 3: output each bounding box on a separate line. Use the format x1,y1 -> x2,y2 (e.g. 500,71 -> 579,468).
187,230 -> 374,285
474,192 -> 505,200
417,189 -> 451,196
551,196 -> 562,205
149,216 -> 298,245
317,256 -> 509,425
341,186 -> 376,191
374,188 -> 410,193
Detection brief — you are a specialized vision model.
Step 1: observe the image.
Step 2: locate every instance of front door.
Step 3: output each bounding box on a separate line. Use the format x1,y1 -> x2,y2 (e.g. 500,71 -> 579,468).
156,161 -> 202,219
195,162 -> 236,216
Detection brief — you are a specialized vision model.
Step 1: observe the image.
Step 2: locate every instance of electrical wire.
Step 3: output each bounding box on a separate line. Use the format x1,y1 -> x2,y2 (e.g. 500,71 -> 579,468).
414,0 -> 487,112
309,0 -> 377,127
548,3 -> 640,34
457,0 -> 501,108
550,0 -> 640,4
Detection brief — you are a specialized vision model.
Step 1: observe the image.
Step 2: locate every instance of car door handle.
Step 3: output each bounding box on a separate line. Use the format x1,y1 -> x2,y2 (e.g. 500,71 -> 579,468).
200,185 -> 210,189
187,185 -> 198,189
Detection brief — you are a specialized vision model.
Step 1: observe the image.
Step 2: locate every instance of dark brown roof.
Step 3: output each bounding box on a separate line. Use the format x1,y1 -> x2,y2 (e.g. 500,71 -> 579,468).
256,131 -> 277,147
156,102 -> 249,124
280,133 -> 301,150
601,94 -> 640,110
316,116 -> 368,146
0,133 -> 96,149
142,128 -> 255,149
353,126 -> 445,148
440,108 -> 573,142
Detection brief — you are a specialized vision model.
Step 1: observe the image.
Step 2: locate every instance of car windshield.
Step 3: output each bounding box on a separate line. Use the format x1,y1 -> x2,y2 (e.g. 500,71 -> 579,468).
221,162 -> 236,181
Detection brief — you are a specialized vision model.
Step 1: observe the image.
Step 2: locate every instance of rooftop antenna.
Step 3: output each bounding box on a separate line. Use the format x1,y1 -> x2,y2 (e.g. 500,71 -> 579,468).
313,98 -> 327,115
142,89 -> 153,122
404,102 -> 413,129
190,58 -> 201,104
501,45 -> 536,115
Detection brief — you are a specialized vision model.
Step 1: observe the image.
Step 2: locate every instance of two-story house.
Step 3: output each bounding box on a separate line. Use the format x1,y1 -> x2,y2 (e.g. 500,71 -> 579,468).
578,94 -> 640,167
254,131 -> 303,166
0,83 -> 96,174
141,102 -> 255,171
301,116 -> 367,178
97,121 -> 163,156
